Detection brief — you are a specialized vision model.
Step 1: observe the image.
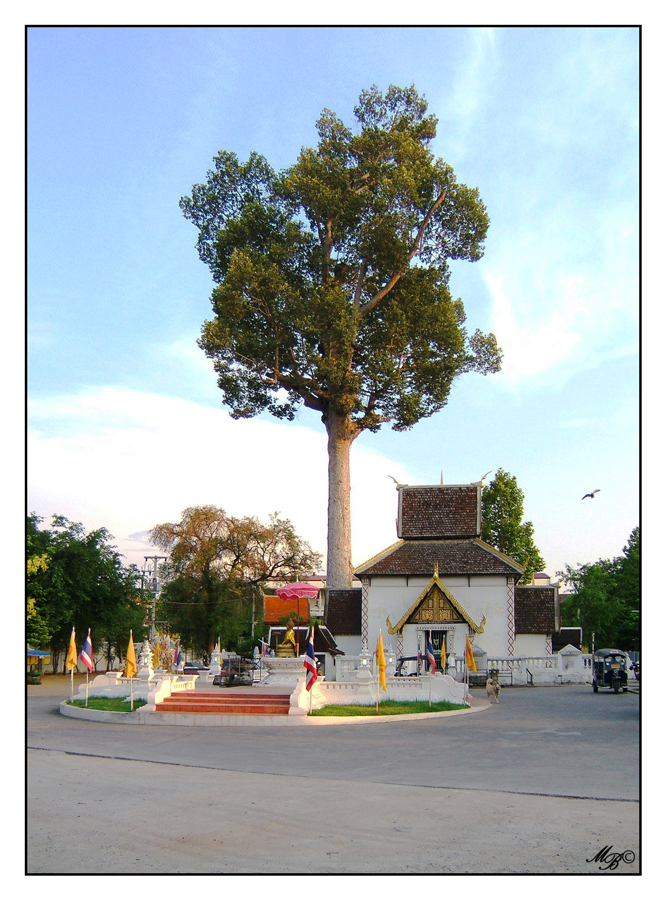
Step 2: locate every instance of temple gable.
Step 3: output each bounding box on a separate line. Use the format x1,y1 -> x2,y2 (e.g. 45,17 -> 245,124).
407,583 -> 467,625
386,568 -> 480,636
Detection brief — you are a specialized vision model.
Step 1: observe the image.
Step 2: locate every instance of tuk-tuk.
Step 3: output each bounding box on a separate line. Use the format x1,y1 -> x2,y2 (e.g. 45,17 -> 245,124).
592,649 -> 629,693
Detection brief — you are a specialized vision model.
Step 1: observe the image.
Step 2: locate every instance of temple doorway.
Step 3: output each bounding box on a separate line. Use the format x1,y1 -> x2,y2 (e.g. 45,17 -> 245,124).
418,628 -> 449,671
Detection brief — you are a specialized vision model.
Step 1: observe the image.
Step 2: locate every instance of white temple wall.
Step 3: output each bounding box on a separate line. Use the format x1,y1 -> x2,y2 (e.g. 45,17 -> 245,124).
332,635 -> 363,657
364,575 -> 512,658
514,634 -> 551,657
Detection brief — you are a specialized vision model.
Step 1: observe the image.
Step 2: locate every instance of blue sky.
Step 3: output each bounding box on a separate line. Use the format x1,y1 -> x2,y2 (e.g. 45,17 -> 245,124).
26,24 -> 640,579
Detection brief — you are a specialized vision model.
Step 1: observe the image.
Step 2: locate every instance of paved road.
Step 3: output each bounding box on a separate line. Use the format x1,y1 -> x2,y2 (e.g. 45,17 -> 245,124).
27,677 -> 640,874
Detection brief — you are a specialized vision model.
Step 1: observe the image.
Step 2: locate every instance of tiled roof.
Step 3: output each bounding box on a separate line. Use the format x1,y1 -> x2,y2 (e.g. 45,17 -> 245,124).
515,586 -> 559,634
398,485 -> 481,539
263,594 -> 311,625
325,588 -> 362,635
356,538 -> 523,577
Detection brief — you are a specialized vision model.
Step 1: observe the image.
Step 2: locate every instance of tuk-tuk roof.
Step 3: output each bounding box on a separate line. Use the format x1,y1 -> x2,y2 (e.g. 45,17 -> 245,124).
593,648 -> 626,658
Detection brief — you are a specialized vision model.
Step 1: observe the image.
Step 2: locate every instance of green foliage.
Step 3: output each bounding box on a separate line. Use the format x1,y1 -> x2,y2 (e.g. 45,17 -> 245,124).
481,469 -> 546,583
182,84 -> 500,433
150,505 -> 321,657
26,514 -> 148,671
559,527 -> 640,651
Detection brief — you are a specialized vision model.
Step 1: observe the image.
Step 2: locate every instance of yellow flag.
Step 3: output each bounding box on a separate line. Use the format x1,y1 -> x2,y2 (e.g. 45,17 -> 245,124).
465,634 -> 477,672
376,630 -> 387,692
126,631 -> 137,679
66,628 -> 77,672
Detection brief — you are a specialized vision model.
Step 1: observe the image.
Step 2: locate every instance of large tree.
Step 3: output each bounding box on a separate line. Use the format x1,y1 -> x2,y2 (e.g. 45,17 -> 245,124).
481,469 -> 546,584
181,84 -> 501,588
559,527 -> 639,651
149,506 -> 321,656
26,514 -> 147,672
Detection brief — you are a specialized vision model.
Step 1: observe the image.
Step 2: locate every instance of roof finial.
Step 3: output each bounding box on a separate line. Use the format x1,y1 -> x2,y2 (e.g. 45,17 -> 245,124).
440,471 -> 444,485
433,561 -> 439,578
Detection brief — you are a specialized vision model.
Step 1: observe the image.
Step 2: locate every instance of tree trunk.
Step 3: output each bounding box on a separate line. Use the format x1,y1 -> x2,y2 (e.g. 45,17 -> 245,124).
325,408 -> 357,589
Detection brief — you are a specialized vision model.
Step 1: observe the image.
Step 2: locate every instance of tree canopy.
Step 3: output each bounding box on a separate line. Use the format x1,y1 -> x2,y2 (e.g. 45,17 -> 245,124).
481,469 -> 546,584
181,84 -> 502,587
559,527 -> 640,651
149,505 -> 321,657
27,514 -> 147,672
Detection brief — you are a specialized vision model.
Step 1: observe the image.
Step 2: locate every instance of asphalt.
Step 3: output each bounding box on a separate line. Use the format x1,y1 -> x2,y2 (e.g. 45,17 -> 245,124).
26,675 -> 641,875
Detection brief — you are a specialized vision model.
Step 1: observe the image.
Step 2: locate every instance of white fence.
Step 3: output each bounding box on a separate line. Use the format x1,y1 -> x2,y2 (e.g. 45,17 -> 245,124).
334,648 -> 595,686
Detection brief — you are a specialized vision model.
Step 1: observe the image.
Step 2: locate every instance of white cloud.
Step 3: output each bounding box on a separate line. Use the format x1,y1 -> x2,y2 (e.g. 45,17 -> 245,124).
443,28 -> 499,159
27,386 -> 413,571
482,201 -> 638,389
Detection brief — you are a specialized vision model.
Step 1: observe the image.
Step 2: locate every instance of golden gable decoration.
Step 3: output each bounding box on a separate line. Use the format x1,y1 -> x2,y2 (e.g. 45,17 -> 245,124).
386,563 -> 480,635
408,583 -> 465,624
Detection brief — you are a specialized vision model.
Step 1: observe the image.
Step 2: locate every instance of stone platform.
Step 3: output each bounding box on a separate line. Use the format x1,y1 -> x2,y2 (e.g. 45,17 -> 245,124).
60,679 -> 489,726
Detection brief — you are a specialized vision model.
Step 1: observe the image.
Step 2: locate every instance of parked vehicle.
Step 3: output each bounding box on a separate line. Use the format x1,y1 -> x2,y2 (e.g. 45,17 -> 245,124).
213,656 -> 256,686
183,661 -> 209,675
631,660 -> 640,681
592,649 -> 629,693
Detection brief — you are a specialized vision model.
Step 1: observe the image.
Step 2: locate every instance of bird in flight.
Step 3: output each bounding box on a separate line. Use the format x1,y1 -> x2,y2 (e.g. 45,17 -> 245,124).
582,490 -> 600,500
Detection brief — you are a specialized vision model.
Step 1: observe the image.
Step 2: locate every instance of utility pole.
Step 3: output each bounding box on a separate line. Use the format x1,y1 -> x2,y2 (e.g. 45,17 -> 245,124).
143,556 -> 167,643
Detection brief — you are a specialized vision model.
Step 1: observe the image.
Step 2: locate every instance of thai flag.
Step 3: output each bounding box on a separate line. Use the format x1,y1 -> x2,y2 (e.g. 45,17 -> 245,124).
417,634 -> 422,674
303,628 -> 318,691
261,639 -> 269,657
80,629 -> 94,672
427,636 -> 436,674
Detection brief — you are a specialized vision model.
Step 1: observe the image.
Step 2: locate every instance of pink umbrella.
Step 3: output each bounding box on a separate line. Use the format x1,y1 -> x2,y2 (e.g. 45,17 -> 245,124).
275,581 -> 320,600
276,581 -> 320,655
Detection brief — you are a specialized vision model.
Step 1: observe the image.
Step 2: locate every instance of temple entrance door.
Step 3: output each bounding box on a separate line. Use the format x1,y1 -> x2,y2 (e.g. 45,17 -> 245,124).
419,629 -> 448,671
431,630 -> 447,671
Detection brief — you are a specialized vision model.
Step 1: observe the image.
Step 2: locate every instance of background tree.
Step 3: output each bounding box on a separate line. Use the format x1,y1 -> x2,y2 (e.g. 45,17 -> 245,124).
27,514 -> 147,671
150,505 -> 321,657
559,527 -> 639,651
180,84 -> 501,588
27,550 -> 51,648
481,469 -> 546,584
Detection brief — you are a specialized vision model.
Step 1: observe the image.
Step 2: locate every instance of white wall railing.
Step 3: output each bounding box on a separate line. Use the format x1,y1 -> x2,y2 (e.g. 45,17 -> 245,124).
331,649 -> 596,686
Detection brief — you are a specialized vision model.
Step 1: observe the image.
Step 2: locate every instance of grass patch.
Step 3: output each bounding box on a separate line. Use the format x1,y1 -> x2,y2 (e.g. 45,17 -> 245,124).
309,699 -> 468,717
67,697 -> 146,712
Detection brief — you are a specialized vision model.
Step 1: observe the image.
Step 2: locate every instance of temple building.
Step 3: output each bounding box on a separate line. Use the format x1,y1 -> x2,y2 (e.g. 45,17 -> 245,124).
325,481 -> 560,671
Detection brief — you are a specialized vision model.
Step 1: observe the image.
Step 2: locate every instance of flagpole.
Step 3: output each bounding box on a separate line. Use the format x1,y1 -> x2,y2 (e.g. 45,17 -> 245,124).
85,671 -> 89,707
429,630 -> 432,707
70,666 -> 74,702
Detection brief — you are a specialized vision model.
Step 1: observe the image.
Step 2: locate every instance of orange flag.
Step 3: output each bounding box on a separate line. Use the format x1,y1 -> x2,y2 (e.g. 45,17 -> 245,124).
376,630 -> 387,692
465,634 -> 477,672
126,631 -> 137,679
66,628 -> 77,672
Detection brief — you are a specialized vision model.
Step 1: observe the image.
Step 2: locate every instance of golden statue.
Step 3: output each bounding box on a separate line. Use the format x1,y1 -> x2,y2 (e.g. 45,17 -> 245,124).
276,620 -> 298,657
